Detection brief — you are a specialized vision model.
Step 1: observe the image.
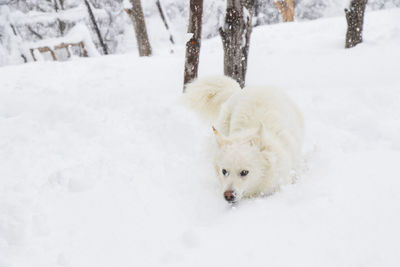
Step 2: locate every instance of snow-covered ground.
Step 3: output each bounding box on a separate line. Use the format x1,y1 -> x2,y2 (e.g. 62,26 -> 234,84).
1,8 -> 400,267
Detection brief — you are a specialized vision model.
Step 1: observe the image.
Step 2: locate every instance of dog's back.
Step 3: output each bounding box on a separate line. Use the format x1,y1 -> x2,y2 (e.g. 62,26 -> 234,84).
183,77 -> 303,148
219,86 -> 304,170
219,86 -> 303,150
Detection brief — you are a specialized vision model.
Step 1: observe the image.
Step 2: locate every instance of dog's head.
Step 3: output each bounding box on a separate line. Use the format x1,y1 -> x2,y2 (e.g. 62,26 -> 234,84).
212,125 -> 276,203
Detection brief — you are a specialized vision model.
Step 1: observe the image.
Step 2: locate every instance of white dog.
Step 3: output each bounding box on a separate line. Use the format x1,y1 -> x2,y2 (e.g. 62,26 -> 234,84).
183,76 -> 304,203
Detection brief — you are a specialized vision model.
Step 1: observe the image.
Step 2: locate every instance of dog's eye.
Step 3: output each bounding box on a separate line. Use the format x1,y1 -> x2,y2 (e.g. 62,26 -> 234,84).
222,169 -> 228,176
240,170 -> 249,177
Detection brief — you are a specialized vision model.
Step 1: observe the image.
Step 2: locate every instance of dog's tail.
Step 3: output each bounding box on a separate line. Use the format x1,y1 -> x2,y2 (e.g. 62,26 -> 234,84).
182,76 -> 241,123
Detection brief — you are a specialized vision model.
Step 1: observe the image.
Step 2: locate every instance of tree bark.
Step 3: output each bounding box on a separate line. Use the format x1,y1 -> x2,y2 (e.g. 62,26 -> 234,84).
84,0 -> 109,55
156,0 -> 175,45
183,0 -> 204,90
345,0 -> 367,48
126,0 -> 152,57
219,0 -> 254,88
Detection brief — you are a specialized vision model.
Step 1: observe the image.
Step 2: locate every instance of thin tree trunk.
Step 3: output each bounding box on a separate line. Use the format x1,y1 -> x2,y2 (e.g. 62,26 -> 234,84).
155,0 -> 175,45
53,0 -> 64,11
183,0 -> 204,90
84,0 -> 109,55
345,0 -> 367,48
53,0 -> 66,36
219,0 -> 254,88
56,19 -> 66,36
27,25 -> 43,40
253,0 -> 262,26
126,0 -> 152,57
10,24 -> 27,63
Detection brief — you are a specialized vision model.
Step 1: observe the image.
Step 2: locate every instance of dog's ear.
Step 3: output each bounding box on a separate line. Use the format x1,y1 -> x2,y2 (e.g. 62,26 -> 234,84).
249,123 -> 267,151
255,124 -> 277,165
263,150 -> 277,167
212,126 -> 230,147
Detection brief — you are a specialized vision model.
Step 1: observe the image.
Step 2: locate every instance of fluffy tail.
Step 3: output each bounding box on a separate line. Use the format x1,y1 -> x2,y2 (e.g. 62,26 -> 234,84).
182,76 -> 240,123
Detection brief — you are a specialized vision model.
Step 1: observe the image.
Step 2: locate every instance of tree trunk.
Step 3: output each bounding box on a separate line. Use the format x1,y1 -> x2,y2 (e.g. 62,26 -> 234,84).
156,0 -> 175,45
183,0 -> 204,90
9,24 -> 27,63
274,0 -> 294,22
127,0 -> 152,57
345,0 -> 367,48
219,0 -> 254,88
53,0 -> 66,36
84,0 -> 109,55
253,0 -> 262,26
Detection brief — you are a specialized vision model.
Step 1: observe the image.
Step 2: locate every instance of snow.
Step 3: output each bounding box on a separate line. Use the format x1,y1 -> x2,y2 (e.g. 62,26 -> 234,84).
0,6 -> 25,66
1,8 -> 400,267
10,5 -> 108,26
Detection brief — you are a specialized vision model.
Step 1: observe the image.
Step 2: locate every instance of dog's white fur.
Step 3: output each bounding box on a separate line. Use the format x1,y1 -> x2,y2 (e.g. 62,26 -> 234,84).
183,76 -> 304,201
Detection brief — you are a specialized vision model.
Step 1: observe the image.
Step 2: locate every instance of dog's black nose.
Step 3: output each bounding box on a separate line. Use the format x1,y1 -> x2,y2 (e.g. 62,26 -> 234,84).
224,190 -> 236,202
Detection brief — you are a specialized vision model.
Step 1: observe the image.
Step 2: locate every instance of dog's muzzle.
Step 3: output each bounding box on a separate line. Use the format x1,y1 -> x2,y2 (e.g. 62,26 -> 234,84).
224,190 -> 237,203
